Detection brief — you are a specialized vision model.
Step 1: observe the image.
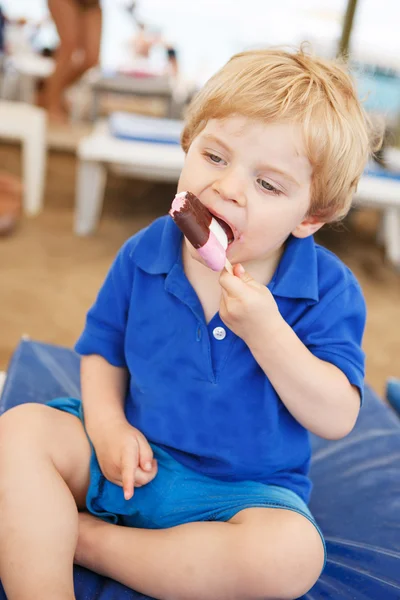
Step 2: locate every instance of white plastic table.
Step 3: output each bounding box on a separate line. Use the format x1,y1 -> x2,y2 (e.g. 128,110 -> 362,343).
74,121 -> 184,235
0,101 -> 47,216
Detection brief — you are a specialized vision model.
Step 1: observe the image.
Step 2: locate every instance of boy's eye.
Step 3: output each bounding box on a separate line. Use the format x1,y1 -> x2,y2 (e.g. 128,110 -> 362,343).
206,152 -> 224,164
257,179 -> 281,195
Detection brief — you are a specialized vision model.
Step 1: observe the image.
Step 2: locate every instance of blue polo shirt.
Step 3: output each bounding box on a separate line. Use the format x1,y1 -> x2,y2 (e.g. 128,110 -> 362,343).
75,216 -> 366,503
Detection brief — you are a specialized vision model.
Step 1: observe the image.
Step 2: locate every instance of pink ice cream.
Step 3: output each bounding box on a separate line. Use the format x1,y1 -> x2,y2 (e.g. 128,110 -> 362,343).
169,191 -> 228,271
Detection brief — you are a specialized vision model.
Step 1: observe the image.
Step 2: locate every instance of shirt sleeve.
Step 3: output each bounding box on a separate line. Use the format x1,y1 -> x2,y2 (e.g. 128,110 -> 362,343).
75,240 -> 135,367
298,282 -> 367,403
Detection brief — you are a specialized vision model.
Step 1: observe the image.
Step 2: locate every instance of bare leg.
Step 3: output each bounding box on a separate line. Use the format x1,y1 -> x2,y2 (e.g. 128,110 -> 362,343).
61,4 -> 102,90
45,0 -> 81,121
76,507 -> 324,600
0,404 -> 91,600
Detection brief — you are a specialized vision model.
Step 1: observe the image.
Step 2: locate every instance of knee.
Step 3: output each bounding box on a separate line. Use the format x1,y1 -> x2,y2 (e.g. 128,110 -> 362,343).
0,402 -> 39,429
233,520 -> 324,600
0,403 -> 50,450
59,40 -> 80,61
82,52 -> 99,72
240,554 -> 322,600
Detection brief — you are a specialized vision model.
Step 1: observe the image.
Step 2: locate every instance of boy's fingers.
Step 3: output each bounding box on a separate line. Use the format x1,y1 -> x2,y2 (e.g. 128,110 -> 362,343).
219,271 -> 250,297
121,437 -> 139,500
220,264 -> 260,297
134,460 -> 158,486
136,432 -> 154,472
233,263 -> 255,284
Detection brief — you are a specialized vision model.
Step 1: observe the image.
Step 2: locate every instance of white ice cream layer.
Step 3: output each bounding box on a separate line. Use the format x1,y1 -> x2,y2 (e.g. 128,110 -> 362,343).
209,218 -> 228,250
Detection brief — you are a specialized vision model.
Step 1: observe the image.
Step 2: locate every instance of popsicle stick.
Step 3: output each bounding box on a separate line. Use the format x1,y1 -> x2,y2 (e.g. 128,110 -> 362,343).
225,258 -> 234,275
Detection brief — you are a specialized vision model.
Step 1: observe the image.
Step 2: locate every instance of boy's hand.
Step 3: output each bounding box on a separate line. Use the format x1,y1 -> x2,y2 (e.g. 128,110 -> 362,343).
219,264 -> 282,343
90,419 -> 158,501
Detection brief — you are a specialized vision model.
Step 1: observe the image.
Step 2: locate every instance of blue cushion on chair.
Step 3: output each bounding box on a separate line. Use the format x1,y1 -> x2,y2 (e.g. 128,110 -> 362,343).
387,378 -> 400,415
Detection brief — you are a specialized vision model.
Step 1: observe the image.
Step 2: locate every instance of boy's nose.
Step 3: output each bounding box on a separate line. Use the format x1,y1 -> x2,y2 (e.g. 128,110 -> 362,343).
212,172 -> 247,207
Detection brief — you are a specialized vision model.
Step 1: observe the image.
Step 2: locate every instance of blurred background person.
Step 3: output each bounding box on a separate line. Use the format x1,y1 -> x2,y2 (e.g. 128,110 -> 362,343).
0,172 -> 22,236
0,3 -> 6,86
132,21 -> 160,60
43,0 -> 102,122
0,4 -> 5,57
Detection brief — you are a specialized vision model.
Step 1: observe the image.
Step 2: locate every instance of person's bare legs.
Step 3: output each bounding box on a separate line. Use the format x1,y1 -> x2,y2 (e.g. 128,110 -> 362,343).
45,0 -> 82,121
0,404 -> 91,600
56,3 -> 102,96
76,505 -> 324,600
44,1 -> 102,121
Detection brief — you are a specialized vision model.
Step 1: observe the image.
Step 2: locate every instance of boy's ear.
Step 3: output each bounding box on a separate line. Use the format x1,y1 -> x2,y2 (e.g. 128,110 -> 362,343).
292,215 -> 325,239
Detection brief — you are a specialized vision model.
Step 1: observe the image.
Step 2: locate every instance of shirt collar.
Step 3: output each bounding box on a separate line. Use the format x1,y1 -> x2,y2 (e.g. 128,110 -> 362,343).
134,216 -> 183,275
269,234 -> 319,302
135,216 -> 319,302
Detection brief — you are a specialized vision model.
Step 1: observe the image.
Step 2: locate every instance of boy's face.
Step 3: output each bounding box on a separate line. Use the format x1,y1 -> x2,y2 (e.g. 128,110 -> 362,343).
177,116 -> 323,269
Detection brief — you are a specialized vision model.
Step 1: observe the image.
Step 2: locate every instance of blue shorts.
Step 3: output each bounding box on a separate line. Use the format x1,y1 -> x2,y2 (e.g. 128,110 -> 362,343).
48,397 -> 326,565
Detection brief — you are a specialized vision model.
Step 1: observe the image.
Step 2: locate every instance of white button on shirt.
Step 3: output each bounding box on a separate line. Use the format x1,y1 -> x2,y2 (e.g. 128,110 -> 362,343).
213,326 -> 226,340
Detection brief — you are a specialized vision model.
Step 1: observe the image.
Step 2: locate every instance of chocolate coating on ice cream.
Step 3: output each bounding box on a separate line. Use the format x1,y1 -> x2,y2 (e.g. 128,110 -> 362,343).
170,191 -> 212,249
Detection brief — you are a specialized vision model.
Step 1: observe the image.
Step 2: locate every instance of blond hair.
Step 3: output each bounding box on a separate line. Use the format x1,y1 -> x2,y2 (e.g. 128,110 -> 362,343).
181,47 -> 381,222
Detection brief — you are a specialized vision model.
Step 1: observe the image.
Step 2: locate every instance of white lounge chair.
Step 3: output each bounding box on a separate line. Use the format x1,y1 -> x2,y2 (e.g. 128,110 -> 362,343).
354,148 -> 400,268
74,119 -> 184,236
0,101 -> 47,216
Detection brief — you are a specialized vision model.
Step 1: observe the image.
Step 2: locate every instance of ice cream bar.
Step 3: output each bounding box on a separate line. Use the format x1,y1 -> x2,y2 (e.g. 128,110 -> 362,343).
169,191 -> 232,272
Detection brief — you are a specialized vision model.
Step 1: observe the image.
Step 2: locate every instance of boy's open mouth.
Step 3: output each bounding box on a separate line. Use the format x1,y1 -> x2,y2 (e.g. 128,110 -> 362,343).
214,216 -> 235,245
